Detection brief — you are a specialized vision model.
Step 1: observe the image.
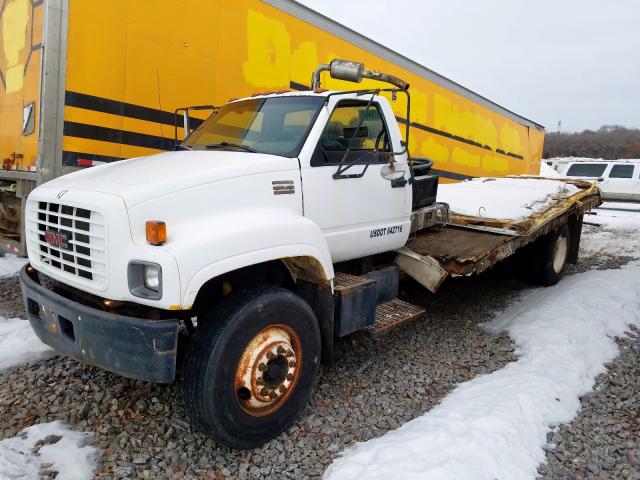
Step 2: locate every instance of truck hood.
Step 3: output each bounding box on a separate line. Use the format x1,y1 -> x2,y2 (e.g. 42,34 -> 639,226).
45,150 -> 299,206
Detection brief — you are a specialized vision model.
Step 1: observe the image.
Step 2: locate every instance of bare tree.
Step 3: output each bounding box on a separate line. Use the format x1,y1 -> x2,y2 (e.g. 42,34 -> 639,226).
544,126 -> 640,159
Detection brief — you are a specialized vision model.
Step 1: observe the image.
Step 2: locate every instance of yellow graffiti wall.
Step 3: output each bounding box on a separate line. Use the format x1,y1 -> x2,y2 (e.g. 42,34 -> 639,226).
60,0 -> 543,176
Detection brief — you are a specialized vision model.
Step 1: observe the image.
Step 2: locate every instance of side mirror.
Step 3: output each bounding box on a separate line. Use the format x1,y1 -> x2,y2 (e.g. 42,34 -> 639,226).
380,161 -> 406,181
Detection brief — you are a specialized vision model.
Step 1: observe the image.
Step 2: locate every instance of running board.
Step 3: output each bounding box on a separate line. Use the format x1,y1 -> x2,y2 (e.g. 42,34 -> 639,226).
366,299 -> 425,337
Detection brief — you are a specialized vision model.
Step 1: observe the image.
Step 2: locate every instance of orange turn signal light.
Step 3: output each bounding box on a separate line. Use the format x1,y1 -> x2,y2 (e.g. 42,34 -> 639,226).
146,221 -> 166,246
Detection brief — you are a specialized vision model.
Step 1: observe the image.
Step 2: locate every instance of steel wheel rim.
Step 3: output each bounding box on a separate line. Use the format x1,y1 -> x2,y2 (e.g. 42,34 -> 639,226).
234,324 -> 302,417
553,234 -> 568,273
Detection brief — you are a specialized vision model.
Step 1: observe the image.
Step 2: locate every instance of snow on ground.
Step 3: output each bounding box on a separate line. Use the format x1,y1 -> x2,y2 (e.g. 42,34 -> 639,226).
437,177 -> 579,220
0,254 -> 54,371
0,421 -> 98,480
580,202 -> 640,260
0,255 -> 27,278
325,261 -> 640,480
585,201 -> 640,228
0,315 -> 54,371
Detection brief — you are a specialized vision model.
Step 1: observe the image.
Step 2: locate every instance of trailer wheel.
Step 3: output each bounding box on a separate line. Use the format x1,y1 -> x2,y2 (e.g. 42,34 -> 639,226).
531,225 -> 570,286
182,287 -> 321,449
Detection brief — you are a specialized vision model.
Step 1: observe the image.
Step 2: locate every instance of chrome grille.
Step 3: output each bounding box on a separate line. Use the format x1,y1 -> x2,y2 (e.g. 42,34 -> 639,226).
26,200 -> 107,289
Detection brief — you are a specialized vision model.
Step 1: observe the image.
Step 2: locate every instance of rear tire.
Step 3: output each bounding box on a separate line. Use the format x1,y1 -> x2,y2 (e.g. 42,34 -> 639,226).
182,287 -> 321,449
519,225 -> 570,286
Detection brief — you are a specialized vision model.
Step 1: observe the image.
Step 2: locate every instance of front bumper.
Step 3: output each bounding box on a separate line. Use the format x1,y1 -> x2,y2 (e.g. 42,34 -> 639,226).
19,265 -> 179,383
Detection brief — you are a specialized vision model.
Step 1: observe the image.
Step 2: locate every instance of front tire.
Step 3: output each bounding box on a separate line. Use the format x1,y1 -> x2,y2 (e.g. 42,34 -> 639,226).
182,287 -> 321,449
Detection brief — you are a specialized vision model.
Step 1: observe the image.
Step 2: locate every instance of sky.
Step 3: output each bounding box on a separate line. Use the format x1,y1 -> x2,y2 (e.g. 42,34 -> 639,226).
299,0 -> 640,133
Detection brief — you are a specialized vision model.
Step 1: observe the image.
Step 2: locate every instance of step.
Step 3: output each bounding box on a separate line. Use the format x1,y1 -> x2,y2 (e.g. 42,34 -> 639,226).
366,298 -> 426,337
334,272 -> 374,291
333,272 -> 377,337
334,268 -> 399,303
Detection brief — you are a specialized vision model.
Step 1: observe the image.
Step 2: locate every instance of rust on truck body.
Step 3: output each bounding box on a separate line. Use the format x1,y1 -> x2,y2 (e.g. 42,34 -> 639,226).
447,178 -> 600,235
402,178 -> 601,280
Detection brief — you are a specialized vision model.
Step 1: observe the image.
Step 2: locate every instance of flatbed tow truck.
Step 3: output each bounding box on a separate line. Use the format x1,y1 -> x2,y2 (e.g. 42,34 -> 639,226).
19,60 -> 600,448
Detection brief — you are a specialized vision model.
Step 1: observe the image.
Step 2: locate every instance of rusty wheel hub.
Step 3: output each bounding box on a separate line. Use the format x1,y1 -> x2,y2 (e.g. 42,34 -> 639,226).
235,325 -> 301,416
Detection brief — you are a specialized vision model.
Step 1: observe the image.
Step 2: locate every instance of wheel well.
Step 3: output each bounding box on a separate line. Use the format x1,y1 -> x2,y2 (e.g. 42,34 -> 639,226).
191,259 -> 294,315
190,256 -> 335,366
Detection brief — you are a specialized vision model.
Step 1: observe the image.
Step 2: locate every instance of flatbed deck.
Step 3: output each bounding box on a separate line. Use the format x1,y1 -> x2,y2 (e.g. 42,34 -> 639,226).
398,177 -> 601,291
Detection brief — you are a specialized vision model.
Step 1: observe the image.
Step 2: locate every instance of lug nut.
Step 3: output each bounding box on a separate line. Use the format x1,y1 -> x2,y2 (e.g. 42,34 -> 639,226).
258,363 -> 266,371
286,373 -> 294,381
277,346 -> 286,355
289,360 -> 296,368
267,351 -> 275,360
256,377 -> 264,385
269,391 -> 278,399
260,388 -> 268,396
279,385 -> 287,393
286,350 -> 294,357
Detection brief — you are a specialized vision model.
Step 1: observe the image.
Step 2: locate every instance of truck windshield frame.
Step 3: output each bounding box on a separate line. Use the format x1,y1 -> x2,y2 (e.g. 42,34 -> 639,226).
182,96 -> 325,158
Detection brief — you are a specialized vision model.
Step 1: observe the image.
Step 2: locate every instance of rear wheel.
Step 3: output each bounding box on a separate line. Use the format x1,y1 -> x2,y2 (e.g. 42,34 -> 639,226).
182,287 -> 321,449
518,225 -> 570,286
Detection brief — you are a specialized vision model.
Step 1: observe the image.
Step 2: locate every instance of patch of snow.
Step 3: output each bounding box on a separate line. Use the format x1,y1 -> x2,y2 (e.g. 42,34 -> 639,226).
325,263 -> 640,480
546,157 -> 639,163
0,316 -> 53,371
0,255 -> 28,278
437,177 -> 579,221
0,421 -> 99,480
587,202 -> 640,228
581,203 -> 640,258
538,162 -> 560,178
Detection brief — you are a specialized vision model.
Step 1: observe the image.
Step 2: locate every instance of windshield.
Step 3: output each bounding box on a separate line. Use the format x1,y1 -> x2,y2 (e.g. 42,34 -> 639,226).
182,96 -> 324,157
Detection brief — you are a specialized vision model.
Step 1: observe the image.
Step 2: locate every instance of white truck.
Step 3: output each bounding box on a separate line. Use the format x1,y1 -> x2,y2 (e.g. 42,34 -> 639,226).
19,61 -> 600,449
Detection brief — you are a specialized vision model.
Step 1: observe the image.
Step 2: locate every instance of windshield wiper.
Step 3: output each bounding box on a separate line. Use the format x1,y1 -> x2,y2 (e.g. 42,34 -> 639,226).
173,144 -> 192,151
205,142 -> 257,153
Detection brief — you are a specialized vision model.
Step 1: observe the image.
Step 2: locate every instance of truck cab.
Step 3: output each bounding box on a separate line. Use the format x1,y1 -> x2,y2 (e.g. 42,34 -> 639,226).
24,88 -> 423,312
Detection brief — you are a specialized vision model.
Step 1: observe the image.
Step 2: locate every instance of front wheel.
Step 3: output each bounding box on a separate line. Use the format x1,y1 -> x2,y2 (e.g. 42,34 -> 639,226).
182,287 -> 321,449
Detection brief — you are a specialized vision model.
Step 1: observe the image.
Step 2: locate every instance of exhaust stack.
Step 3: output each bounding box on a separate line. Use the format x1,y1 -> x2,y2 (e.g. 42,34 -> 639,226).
311,59 -> 409,91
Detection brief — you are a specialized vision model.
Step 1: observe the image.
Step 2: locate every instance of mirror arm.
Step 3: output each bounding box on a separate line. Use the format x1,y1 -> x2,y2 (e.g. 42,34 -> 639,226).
333,91 -> 380,179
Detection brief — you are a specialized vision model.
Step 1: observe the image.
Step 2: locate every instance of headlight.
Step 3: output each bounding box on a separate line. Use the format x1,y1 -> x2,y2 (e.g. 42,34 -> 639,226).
128,261 -> 162,300
144,265 -> 161,291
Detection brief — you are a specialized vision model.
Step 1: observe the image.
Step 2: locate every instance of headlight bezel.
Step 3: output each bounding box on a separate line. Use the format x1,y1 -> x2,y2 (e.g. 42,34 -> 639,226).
127,261 -> 163,300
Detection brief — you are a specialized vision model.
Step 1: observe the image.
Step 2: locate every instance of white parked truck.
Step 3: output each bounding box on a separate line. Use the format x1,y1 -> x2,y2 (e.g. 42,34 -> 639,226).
19,61 -> 600,449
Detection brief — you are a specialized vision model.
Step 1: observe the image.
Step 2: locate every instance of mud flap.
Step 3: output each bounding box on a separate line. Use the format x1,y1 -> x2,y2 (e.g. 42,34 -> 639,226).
395,247 -> 449,293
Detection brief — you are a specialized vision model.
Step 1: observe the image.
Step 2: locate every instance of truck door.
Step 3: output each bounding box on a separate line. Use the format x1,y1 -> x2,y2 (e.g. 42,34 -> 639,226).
603,163 -> 636,201
300,98 -> 410,263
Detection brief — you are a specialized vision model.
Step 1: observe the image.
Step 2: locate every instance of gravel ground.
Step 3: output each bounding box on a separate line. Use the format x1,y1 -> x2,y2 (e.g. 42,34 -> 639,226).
1,221 -> 638,479
538,326 -> 640,480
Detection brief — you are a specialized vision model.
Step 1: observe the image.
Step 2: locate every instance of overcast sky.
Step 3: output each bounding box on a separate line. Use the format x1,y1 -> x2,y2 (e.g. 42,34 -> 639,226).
299,0 -> 640,133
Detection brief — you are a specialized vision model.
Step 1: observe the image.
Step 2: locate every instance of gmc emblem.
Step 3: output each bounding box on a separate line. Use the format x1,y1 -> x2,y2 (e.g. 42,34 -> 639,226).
44,230 -> 69,249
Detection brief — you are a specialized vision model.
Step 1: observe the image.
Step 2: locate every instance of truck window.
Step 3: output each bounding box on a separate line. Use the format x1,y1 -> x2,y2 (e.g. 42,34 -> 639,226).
182,96 -> 324,157
565,163 -> 607,177
609,164 -> 634,179
312,101 -> 390,166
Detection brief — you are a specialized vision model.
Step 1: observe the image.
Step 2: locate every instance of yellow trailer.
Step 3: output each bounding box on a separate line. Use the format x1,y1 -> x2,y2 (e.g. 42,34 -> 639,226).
0,0 -> 544,254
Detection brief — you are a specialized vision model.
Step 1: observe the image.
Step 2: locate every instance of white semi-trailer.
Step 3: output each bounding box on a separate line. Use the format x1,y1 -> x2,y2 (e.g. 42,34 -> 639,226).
19,61 -> 600,449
